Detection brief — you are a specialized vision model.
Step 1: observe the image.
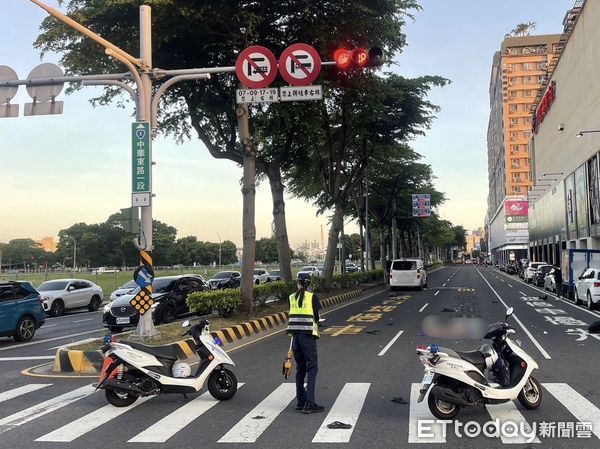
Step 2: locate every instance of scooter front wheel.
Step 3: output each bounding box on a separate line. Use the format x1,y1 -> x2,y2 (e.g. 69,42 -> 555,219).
105,388 -> 139,407
518,376 -> 542,409
208,368 -> 238,400
427,391 -> 460,419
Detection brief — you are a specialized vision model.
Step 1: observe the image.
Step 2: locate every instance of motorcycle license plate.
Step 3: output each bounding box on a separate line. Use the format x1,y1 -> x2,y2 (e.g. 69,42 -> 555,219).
421,372 -> 434,387
116,317 -> 130,324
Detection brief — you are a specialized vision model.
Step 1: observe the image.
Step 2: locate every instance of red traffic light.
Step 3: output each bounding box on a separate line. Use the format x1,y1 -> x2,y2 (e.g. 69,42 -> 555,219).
333,47 -> 386,70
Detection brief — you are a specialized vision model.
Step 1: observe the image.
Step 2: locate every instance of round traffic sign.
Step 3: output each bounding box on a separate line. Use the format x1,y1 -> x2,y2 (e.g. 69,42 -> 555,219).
279,43 -> 321,86
235,46 -> 278,89
26,63 -> 64,102
0,66 -> 19,104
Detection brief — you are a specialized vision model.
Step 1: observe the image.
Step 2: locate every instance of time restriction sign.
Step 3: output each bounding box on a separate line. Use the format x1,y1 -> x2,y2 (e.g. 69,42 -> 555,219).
235,46 -> 278,89
278,43 -> 321,86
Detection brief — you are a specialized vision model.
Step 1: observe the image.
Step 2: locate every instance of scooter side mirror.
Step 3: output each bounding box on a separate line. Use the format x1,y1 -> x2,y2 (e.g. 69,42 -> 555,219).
182,320 -> 190,327
505,307 -> 514,321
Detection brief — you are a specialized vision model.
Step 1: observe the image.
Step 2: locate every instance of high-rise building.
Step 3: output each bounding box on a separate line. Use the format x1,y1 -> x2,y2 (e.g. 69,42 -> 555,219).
486,33 -> 562,264
38,237 -> 57,252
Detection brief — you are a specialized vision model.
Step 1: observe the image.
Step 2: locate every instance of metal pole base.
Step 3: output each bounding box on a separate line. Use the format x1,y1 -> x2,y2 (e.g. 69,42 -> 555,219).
135,313 -> 157,337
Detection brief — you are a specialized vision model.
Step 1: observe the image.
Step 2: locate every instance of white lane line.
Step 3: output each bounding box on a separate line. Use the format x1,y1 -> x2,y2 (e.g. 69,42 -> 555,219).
446,279 -> 450,282
129,384 -> 245,443
0,384 -> 51,404
39,324 -> 57,328
312,383 -> 370,443
0,356 -> 55,361
519,291 -> 527,296
486,402 -> 540,444
377,330 -> 404,357
0,385 -> 95,434
434,291 -> 440,296
419,303 -> 429,313
442,283 -> 446,287
37,396 -> 153,442
543,383 -> 600,439
508,283 -> 513,288
408,384 -> 445,443
476,270 -> 551,359
73,318 -> 93,323
0,329 -> 105,352
218,383 -> 296,443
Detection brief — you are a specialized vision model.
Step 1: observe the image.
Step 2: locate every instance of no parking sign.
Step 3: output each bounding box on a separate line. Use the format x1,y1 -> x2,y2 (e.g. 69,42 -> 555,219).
278,43 -> 321,86
235,46 -> 278,89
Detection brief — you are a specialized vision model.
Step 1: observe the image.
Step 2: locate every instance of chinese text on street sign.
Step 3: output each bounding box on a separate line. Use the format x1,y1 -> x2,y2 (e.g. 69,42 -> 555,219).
132,122 -> 150,194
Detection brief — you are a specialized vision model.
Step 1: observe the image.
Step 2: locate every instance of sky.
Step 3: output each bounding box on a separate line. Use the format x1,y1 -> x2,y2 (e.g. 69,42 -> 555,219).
0,0 -> 576,248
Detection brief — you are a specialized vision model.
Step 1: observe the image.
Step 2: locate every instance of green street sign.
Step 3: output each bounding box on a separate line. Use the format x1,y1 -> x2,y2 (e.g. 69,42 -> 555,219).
132,122 -> 151,193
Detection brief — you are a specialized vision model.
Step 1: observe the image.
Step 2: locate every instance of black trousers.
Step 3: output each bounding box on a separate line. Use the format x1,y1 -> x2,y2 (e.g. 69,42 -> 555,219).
292,333 -> 318,404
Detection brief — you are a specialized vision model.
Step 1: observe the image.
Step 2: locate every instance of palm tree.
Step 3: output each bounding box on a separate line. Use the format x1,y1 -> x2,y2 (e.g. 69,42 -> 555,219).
509,22 -> 537,37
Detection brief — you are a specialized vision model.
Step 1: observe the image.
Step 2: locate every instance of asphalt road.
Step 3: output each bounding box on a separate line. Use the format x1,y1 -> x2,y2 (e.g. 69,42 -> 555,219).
0,264 -> 599,448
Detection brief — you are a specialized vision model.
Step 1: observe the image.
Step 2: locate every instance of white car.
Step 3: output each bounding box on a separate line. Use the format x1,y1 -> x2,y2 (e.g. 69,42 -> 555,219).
297,266 -> 322,280
389,258 -> 427,290
574,268 -> 600,309
253,269 -> 270,285
109,280 -> 138,301
524,262 -> 548,283
37,279 -> 104,316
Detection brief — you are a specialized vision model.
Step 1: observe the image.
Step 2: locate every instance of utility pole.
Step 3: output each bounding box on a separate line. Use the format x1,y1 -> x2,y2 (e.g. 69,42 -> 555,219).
66,235 -> 77,272
217,233 -> 222,267
392,198 -> 397,259
365,168 -> 369,270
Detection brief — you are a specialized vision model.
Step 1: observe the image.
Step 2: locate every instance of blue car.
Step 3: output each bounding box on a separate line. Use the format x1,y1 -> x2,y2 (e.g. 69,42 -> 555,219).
0,281 -> 46,341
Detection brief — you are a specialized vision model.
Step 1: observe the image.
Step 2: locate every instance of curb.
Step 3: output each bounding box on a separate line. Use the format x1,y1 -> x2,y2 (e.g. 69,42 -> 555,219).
47,288 -> 364,376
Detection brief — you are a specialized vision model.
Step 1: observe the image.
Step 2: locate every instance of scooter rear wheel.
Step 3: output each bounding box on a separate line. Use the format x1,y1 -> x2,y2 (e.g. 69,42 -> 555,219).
208,368 -> 238,400
427,390 -> 460,419
518,376 -> 542,409
105,388 -> 139,407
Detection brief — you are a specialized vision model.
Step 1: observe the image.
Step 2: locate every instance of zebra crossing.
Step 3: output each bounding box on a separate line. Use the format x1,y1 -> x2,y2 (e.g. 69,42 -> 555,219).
0,381 -> 598,445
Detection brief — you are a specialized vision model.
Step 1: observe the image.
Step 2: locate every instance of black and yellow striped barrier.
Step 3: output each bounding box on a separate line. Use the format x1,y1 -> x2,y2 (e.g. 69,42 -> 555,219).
51,288 -> 364,374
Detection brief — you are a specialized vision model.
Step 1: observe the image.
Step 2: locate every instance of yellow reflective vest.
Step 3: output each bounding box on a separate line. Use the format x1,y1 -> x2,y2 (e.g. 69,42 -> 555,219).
287,291 -> 319,338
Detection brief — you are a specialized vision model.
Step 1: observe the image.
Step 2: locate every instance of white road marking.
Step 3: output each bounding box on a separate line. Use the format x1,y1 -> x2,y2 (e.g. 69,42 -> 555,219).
129,384 -> 245,443
0,329 -> 105,352
218,383 -> 296,443
36,396 -> 153,442
543,383 -> 600,439
49,338 -> 97,350
419,303 -> 429,313
39,324 -> 57,328
434,291 -> 440,296
0,384 -> 95,434
0,384 -> 51,404
73,318 -> 93,323
0,356 -> 55,361
377,330 -> 404,356
519,291 -> 527,296
408,384 -> 445,443
442,283 -> 446,287
486,402 -> 540,444
446,279 -> 450,282
507,283 -> 513,287
477,270 -> 551,359
312,383 -> 370,443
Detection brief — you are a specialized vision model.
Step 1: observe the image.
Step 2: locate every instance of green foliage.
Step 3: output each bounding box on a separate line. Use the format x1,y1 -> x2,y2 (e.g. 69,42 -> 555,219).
309,269 -> 384,293
255,238 -> 279,264
186,290 -> 241,318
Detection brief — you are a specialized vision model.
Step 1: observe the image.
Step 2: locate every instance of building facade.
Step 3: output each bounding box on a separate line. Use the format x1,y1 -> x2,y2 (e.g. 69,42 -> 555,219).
486,33 -> 562,264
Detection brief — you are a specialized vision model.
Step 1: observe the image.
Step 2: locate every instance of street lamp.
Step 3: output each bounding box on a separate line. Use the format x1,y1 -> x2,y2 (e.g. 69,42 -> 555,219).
576,130 -> 600,138
65,235 -> 76,272
216,233 -> 222,267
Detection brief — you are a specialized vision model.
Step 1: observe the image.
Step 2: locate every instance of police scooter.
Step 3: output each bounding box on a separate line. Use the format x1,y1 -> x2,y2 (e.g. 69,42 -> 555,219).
97,319 -> 237,407
416,307 -> 542,419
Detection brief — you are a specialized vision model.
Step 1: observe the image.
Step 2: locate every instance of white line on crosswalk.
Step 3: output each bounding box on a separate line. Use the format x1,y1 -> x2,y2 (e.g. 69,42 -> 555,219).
434,291 -> 440,296
128,383 -> 245,443
543,383 -> 600,439
419,303 -> 429,313
377,330 -> 404,356
312,383 -> 370,443
408,384 -> 445,444
218,383 -> 296,443
0,384 -> 95,434
486,401 -> 540,444
0,384 -> 51,404
36,396 -> 153,442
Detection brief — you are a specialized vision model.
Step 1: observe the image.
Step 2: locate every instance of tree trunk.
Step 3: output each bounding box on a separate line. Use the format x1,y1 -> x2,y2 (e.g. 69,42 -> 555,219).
323,203 -> 344,288
237,103 -> 255,317
367,226 -> 375,270
267,168 -> 293,282
379,227 -> 385,270
341,218 -> 346,275
353,193 -> 365,271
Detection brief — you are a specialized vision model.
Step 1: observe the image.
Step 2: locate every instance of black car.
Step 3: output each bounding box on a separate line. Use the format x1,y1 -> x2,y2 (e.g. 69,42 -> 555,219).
207,271 -> 242,290
505,263 -> 518,275
102,275 -> 209,333
533,265 -> 553,287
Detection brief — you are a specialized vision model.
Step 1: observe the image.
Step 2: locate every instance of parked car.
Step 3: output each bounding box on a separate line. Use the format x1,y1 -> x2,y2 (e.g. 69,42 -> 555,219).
544,269 -> 557,292
109,280 -> 138,301
0,281 -> 45,342
389,258 -> 427,290
207,271 -> 241,290
268,270 -> 282,281
102,275 -> 209,333
297,266 -> 322,280
533,265 -> 553,287
344,262 -> 360,273
505,263 -> 519,275
574,268 -> 600,309
37,279 -> 104,316
253,269 -> 270,285
524,262 -> 548,284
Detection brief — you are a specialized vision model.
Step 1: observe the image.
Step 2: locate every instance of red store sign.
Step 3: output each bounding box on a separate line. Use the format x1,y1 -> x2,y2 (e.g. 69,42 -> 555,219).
532,81 -> 556,134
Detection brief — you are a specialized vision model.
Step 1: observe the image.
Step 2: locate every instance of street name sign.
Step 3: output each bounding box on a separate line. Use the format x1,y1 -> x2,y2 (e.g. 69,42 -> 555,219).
132,122 -> 151,207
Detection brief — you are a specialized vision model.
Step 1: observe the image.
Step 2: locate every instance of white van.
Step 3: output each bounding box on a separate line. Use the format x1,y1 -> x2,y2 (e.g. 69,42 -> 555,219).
389,258 -> 427,290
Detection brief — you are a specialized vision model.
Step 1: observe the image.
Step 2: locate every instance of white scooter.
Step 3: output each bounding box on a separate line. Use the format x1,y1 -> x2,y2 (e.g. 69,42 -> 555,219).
416,307 -> 542,419
97,319 -> 237,407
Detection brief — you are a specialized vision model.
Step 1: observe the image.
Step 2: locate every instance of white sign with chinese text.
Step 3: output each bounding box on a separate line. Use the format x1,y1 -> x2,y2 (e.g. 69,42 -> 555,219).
279,85 -> 323,102
236,88 -> 279,104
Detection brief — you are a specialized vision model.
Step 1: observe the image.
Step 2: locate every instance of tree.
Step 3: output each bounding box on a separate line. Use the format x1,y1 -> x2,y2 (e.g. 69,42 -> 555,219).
255,237 -> 278,264
507,22 -> 537,38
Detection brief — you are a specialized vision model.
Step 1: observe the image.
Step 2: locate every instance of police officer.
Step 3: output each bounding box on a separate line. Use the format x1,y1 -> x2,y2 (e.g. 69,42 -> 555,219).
287,277 -> 324,414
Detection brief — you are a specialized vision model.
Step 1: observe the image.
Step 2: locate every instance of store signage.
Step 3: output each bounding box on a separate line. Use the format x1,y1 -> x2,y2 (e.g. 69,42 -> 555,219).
533,81 -> 556,134
505,200 -> 528,216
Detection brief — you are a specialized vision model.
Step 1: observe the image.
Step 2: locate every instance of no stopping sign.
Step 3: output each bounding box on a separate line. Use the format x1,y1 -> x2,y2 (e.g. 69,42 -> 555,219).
278,43 -> 321,86
236,46 -> 278,89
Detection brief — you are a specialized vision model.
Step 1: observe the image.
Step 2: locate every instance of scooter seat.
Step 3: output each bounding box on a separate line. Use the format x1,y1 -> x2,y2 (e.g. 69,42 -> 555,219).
125,341 -> 187,361
456,350 -> 485,367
